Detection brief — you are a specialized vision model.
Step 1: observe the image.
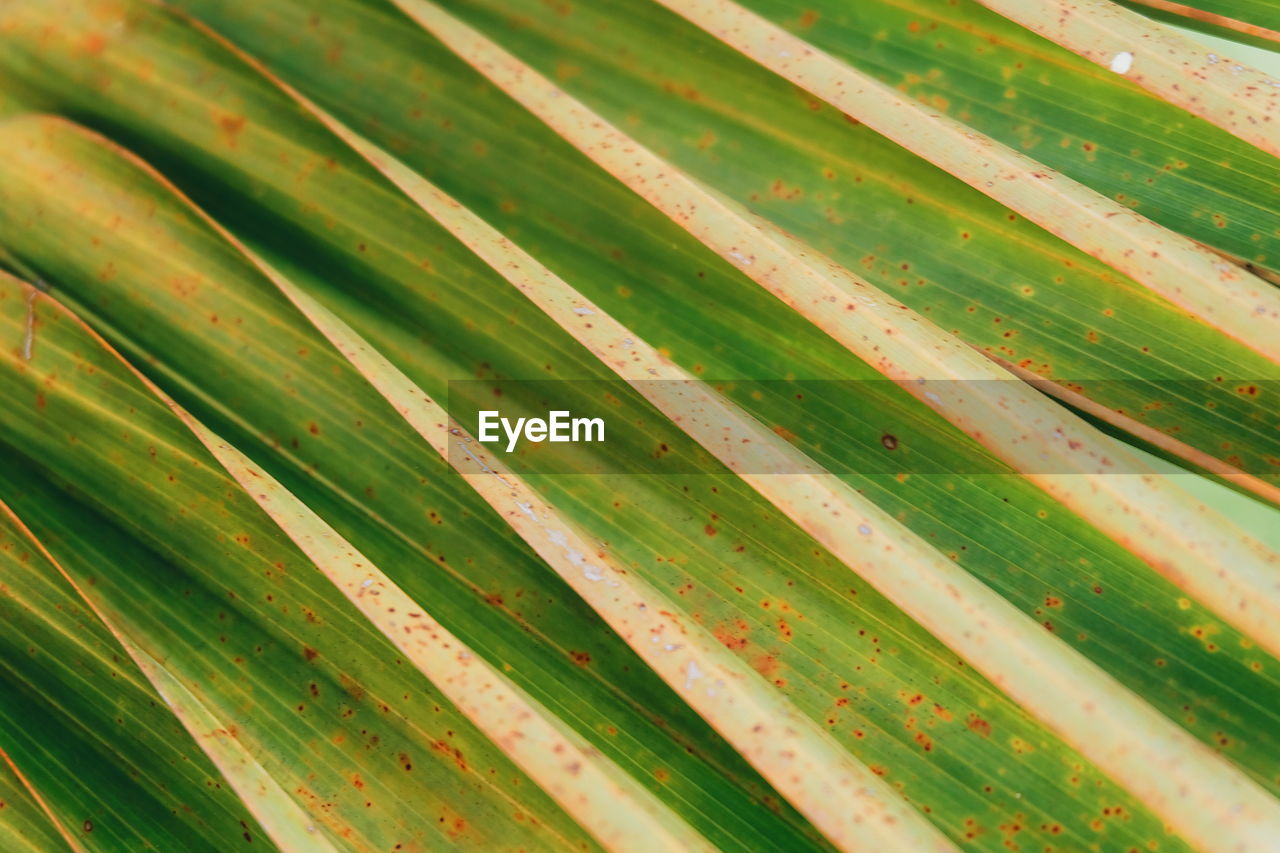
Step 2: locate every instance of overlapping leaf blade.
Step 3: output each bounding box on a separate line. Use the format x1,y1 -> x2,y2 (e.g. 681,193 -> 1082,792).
967,0 -> 1280,157
754,0 -> 1280,247
0,105 -> 832,849
303,85 -> 1280,849
98,0 -> 1280,785
654,0 -> 1280,366
0,0 -> 1277,850
1118,0 -> 1280,47
0,497 -> 300,852
0,511 -> 271,851
158,0 -> 1280,498
1130,0 -> 1280,34
0,758 -> 68,853
0,272 -> 606,851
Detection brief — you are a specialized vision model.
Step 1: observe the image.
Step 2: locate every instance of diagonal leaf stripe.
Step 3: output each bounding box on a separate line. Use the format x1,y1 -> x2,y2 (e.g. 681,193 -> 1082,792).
0,265 -> 612,850
273,87 -> 1280,852
1122,0 -> 1280,43
173,147 -> 959,853
429,0 -> 1280,496
2,2 -> 1279,848
15,0 -> 1280,510
653,0 -> 1280,364
0,68 -> 857,852
1,118 -> 956,852
980,351 -> 1280,505
0,79 -> 1141,853
0,756 -> 69,853
0,745 -> 82,853
387,0 -> 1280,665
0,454 -> 287,851
246,273 -> 958,853
1,498 -> 336,853
972,0 -> 1280,156
0,270 -> 717,853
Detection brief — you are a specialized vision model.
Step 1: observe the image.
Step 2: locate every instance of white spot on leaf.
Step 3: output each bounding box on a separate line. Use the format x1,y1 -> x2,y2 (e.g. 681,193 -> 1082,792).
684,660 -> 703,689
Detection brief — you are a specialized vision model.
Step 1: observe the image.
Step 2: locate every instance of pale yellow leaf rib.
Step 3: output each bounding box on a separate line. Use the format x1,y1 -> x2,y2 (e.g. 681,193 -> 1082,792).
7,266 -> 714,853
138,24 -> 974,850
162,434 -> 716,853
103,645 -> 342,853
971,0 -> 1280,156
275,98 -> 1280,853
978,350 -> 1280,506
653,0 -> 1280,365
31,112 -> 954,853
232,236 -> 957,853
0,494 -> 336,853
384,0 -> 1280,672
1123,0 -> 1280,44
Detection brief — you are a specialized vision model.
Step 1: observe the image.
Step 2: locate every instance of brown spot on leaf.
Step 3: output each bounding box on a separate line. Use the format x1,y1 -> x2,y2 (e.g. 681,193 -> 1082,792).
966,714 -> 991,736
713,620 -> 750,650
217,114 -> 248,148
751,654 -> 779,677
80,33 -> 107,55
430,740 -> 467,770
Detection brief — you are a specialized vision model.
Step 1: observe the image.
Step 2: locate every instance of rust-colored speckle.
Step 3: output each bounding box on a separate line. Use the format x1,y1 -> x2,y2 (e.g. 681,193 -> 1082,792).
751,654 -> 779,677
430,740 -> 467,770
713,620 -> 750,650
966,714 -> 992,737
80,33 -> 107,55
217,114 -> 248,148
